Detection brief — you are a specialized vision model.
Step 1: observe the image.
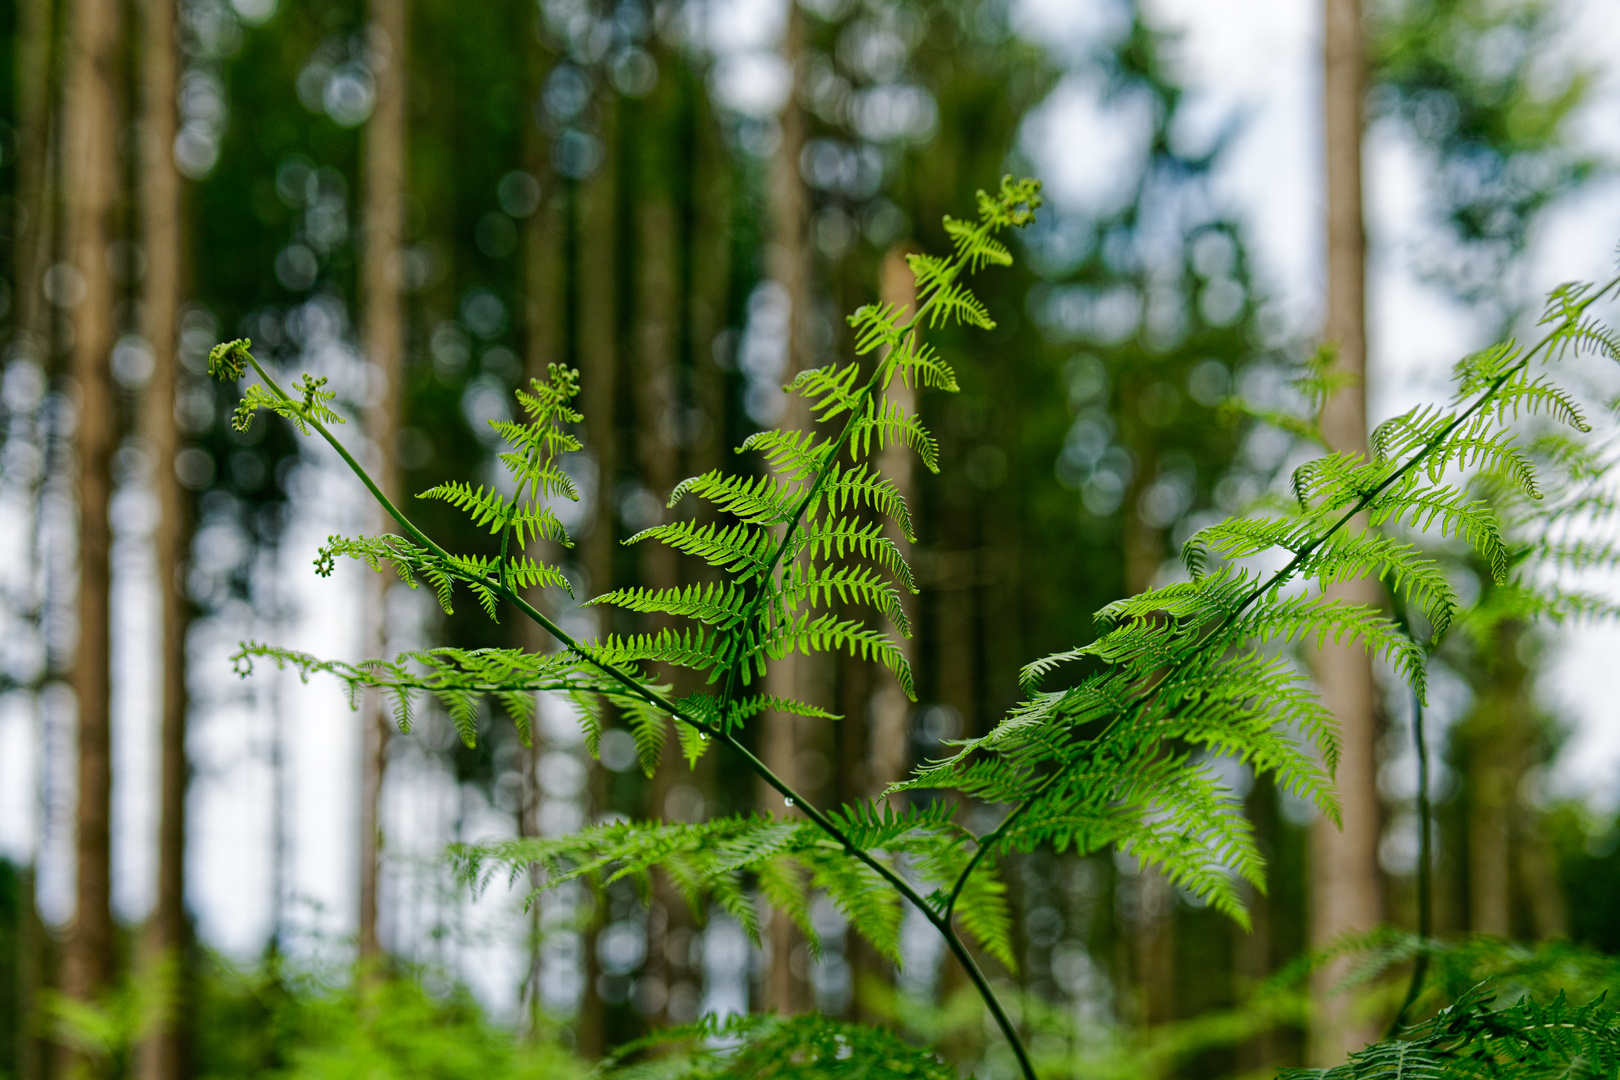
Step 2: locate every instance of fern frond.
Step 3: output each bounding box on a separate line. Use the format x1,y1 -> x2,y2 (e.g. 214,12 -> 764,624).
737,428 -> 834,484
944,213 -> 1013,271
626,519 -> 775,581
907,253 -> 994,329
588,581 -> 750,631
796,520 -> 916,593
454,811 -> 938,965
1296,529 -> 1458,637
776,562 -> 910,635
1280,985 -> 1620,1079
668,469 -> 797,525
1367,483 -> 1508,582
890,339 -> 959,392
819,463 -> 914,541
1488,372 -> 1592,431
763,611 -> 913,698
315,533 -> 458,613
849,395 -> 940,472
787,361 -> 864,422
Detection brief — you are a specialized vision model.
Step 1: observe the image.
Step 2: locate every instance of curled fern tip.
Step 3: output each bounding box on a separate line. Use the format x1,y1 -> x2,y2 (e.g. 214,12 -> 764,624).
208,338 -> 251,380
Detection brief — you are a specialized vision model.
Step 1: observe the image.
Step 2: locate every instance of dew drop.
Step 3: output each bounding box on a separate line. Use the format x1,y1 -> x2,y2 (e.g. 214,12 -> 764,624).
784,797 -> 795,807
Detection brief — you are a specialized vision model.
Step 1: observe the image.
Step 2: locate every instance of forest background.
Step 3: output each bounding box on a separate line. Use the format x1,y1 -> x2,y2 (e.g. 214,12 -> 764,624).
3,0 -> 1620,1077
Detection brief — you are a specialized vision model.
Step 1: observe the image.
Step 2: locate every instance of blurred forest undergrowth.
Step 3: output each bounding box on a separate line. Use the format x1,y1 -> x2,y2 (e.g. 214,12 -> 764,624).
3,0 -> 1620,1077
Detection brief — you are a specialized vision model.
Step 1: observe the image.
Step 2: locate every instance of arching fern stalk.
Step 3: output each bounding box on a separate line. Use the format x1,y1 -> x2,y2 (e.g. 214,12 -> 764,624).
902,274 -> 1620,949
212,179 -> 1620,1079
221,178 -> 1045,1075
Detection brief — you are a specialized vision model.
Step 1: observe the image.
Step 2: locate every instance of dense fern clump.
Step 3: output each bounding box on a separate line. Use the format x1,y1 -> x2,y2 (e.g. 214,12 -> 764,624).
211,182 -> 1620,1079
1281,985 -> 1620,1079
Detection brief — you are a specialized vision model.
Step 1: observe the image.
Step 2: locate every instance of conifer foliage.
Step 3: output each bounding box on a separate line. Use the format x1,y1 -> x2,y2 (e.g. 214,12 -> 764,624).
211,182 -> 1620,1078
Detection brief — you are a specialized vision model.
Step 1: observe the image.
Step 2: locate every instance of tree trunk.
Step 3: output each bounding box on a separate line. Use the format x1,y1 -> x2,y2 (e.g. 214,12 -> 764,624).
838,247 -> 919,1020
137,0 -> 189,1076
517,31 -> 558,1035
571,87 -> 620,1058
60,0 -> 122,1037
1311,0 -> 1383,1061
760,0 -> 813,1015
868,248 -> 917,803
1118,443 -> 1176,1029
358,0 -> 407,966
13,0 -> 56,359
14,1 -> 58,1075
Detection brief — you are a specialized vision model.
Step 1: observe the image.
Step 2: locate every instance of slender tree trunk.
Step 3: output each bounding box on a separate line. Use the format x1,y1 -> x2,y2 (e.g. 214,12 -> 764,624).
760,0 -> 814,1015
14,0 -> 56,357
60,0 -> 122,1035
517,31 -> 558,1035
14,1 -> 58,1075
572,88 -> 620,1057
1461,636 -> 1517,938
839,247 -> 919,1020
1118,443 -> 1177,1028
137,0 -> 189,1076
358,0 -> 407,966
1311,0 -> 1383,1061
868,248 -> 917,803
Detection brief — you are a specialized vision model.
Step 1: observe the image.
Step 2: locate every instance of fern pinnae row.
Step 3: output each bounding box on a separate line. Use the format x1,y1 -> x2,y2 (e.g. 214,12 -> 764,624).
712,178 -> 1042,718
941,272 -> 1620,930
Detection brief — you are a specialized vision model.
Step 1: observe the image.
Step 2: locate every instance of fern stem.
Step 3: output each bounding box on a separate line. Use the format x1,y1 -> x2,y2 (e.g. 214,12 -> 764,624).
239,347 -> 1043,1080
1388,674 -> 1431,1037
945,274 -> 1620,920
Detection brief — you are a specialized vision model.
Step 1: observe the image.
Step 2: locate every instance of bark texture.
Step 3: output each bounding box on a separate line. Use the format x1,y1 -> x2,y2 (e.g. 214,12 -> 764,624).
61,0 -> 121,1031
13,0 -> 56,356
358,0 -> 407,964
138,0 -> 191,1076
760,0 -> 813,1015
1311,0 -> 1384,1061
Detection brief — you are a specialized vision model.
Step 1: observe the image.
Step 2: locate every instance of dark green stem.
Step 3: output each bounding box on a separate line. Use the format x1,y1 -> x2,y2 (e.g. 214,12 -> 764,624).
1388,674 -> 1431,1037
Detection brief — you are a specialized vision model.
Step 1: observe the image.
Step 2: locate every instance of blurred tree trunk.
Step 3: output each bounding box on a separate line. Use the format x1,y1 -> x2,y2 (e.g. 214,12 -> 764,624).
13,0 -> 56,357
639,199 -> 699,1025
573,87 -> 620,1056
60,0 -> 121,1041
518,31 -> 558,1034
1456,620 -> 1566,940
761,0 -> 813,1016
1118,438 -> 1176,1028
841,246 -> 919,1021
1312,0 -> 1384,1061
358,0 -> 407,966
1460,625 -> 1521,937
868,248 -> 917,804
14,0 -> 58,1076
136,0 -> 190,1077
